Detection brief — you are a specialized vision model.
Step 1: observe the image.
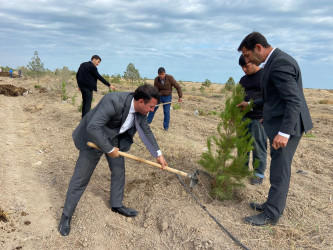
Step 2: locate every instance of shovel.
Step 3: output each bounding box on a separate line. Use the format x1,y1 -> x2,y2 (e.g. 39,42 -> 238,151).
87,142 -> 199,187
155,101 -> 172,107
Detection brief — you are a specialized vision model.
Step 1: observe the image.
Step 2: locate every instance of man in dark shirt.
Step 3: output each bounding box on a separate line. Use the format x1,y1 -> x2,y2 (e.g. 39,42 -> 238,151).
147,67 -> 183,131
237,55 -> 267,185
76,55 -> 116,118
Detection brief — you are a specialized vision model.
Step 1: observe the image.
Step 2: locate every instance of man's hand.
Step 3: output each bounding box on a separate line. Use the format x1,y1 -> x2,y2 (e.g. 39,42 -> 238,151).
272,134 -> 289,150
108,147 -> 119,157
178,98 -> 183,103
236,101 -> 248,111
109,85 -> 116,91
156,155 -> 168,169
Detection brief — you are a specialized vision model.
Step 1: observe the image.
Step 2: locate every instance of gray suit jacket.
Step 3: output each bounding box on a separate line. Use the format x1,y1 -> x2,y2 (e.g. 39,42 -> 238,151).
72,92 -> 160,153
261,48 -> 313,140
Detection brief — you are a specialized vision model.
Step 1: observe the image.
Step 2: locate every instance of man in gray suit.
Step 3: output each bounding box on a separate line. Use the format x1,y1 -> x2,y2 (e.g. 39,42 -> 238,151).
58,84 -> 168,236
237,32 -> 313,226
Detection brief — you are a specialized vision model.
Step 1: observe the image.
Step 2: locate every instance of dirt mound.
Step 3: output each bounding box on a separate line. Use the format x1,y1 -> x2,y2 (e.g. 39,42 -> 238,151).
0,84 -> 27,96
0,72 -> 19,78
0,207 -> 9,222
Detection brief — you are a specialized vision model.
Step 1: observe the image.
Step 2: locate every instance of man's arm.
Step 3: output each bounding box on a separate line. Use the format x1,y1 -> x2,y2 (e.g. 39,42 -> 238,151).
139,115 -> 168,169
86,97 -> 117,153
170,76 -> 183,100
153,77 -> 160,90
90,64 -> 112,88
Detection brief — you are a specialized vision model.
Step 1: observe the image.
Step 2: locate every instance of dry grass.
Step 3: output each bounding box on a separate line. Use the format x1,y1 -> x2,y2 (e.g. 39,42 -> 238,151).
1,75 -> 332,249
318,99 -> 333,104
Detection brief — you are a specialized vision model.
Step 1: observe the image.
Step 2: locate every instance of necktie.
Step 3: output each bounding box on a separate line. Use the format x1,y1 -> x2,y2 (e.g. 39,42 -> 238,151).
134,114 -> 158,158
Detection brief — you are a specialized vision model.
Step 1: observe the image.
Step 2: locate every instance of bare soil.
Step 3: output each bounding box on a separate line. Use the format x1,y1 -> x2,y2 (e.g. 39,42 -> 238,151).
0,76 -> 332,249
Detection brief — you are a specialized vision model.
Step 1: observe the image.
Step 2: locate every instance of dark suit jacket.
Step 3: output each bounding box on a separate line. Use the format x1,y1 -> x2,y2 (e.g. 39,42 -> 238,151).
72,92 -> 160,154
261,48 -> 313,140
76,61 -> 110,91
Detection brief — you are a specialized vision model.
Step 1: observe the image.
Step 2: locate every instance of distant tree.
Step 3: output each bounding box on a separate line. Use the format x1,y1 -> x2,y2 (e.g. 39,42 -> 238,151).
27,51 -> 45,84
123,63 -> 140,86
225,77 -> 235,91
198,83 -> 254,200
58,66 -> 72,84
110,74 -> 121,84
1,66 -> 11,72
101,74 -> 110,82
202,78 -> 212,88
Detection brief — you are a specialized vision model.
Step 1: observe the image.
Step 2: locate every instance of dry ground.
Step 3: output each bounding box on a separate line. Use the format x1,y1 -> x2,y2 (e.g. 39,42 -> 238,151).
0,76 -> 332,250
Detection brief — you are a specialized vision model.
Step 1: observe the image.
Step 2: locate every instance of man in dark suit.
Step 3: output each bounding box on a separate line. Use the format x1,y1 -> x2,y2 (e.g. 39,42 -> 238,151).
58,84 -> 168,236
76,55 -> 116,118
237,32 -> 313,226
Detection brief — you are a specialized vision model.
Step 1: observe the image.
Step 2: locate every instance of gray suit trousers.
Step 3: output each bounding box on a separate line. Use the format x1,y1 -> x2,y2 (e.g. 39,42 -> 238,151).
265,135 -> 302,220
62,148 -> 125,217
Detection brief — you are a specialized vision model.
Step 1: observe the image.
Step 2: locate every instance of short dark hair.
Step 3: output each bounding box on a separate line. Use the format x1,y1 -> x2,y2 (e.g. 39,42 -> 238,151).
239,54 -> 247,66
91,55 -> 102,61
134,84 -> 160,104
158,67 -> 165,74
237,32 -> 270,51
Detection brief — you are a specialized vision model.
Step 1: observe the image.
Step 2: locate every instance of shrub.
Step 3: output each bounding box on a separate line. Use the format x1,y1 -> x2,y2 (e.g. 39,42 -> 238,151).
71,93 -> 77,106
202,79 -> 212,88
61,81 -> 68,101
224,77 -> 235,91
172,103 -> 181,110
303,133 -> 316,138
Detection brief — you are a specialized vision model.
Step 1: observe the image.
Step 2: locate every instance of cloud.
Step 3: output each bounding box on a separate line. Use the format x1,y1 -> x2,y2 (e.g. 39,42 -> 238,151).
0,0 -> 332,89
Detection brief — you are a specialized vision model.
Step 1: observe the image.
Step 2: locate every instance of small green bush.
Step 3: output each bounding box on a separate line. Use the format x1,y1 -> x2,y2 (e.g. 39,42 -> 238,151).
61,81 -> 68,101
303,133 -> 316,138
71,93 -> 77,106
173,103 -> 181,110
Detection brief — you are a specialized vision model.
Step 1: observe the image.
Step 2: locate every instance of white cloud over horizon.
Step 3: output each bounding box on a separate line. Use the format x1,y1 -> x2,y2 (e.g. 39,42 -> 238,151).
0,0 -> 332,89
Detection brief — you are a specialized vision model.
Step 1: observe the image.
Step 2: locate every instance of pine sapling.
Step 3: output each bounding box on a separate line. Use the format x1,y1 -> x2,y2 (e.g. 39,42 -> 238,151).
199,84 -> 254,200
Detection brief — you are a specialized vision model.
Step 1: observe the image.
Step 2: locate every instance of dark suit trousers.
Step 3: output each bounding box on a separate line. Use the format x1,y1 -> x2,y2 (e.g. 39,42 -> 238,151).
265,135 -> 302,220
62,148 -> 125,217
80,87 -> 93,118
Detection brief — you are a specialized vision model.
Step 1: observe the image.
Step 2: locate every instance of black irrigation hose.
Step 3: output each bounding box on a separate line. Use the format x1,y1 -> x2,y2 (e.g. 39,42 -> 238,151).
133,141 -> 249,249
175,174 -> 249,250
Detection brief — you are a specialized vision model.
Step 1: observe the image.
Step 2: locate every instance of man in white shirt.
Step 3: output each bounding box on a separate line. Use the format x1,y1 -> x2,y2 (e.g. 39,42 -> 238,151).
58,84 -> 167,236
238,32 -> 313,226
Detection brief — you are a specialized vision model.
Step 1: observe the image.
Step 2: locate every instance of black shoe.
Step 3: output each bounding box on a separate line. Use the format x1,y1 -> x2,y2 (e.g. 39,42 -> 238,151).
111,206 -> 138,217
58,213 -> 72,236
250,202 -> 266,212
250,177 -> 263,185
244,212 -> 278,226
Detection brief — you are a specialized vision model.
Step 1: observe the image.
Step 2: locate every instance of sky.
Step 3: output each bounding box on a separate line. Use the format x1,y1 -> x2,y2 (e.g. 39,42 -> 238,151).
0,0 -> 332,89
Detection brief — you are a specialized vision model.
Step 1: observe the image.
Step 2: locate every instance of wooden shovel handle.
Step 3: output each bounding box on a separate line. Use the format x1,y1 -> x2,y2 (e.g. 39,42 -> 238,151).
87,142 -> 188,177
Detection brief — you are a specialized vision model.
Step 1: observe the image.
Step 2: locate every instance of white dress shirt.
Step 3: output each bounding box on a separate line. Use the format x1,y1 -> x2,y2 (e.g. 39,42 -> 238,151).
109,98 -> 162,155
